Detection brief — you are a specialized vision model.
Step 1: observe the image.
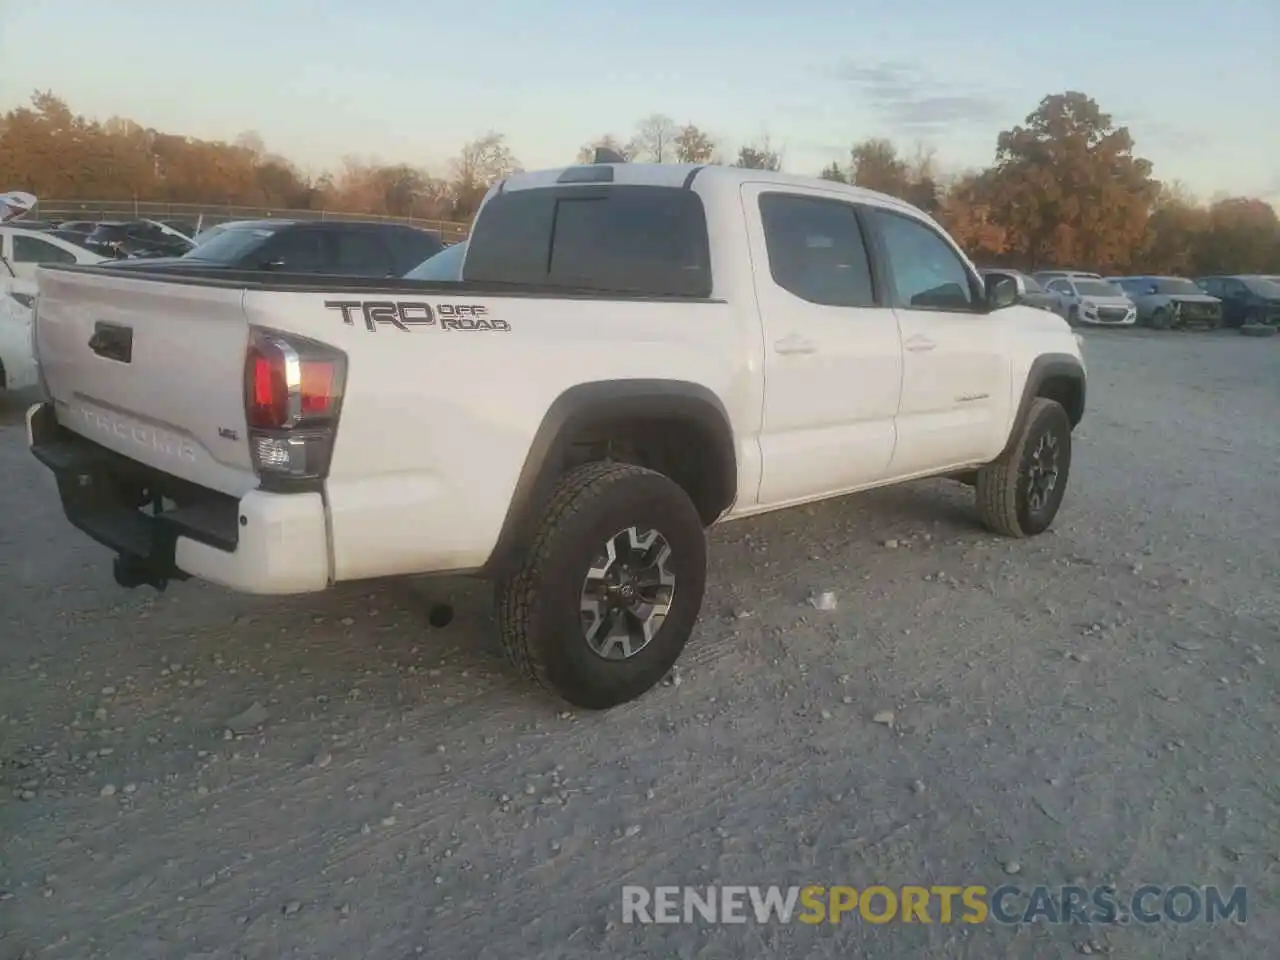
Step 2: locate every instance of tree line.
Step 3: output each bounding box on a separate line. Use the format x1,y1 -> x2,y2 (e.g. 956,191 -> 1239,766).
2,90 -> 1277,275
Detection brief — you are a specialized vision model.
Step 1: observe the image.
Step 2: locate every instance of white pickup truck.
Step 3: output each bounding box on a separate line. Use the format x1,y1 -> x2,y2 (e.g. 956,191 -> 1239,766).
27,161 -> 1086,709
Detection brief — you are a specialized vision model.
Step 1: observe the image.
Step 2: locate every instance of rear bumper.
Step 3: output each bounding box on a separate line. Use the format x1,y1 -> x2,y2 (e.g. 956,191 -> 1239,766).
27,402 -> 330,595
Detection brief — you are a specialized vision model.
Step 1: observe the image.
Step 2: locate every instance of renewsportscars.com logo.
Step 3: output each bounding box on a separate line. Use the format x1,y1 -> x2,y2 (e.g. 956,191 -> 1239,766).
621,884 -> 1248,926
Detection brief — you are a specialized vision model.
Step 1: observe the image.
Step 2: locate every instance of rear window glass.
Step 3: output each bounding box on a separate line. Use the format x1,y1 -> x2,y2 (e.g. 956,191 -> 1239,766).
405,241 -> 467,280
187,227 -> 275,263
463,185 -> 711,297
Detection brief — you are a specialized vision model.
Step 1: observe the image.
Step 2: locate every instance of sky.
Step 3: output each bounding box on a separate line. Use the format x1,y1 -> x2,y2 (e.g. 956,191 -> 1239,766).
2,0 -> 1278,203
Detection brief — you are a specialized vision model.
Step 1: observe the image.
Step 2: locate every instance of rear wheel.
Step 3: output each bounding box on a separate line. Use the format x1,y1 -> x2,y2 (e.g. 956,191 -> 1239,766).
976,398 -> 1072,538
496,461 -> 707,710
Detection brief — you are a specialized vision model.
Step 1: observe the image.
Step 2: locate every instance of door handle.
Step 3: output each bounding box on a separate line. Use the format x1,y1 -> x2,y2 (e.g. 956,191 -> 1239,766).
774,334 -> 816,355
904,335 -> 936,352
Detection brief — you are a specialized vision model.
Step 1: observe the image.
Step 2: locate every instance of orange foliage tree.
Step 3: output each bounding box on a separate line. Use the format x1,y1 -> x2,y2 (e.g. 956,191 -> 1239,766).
2,88 -> 1278,273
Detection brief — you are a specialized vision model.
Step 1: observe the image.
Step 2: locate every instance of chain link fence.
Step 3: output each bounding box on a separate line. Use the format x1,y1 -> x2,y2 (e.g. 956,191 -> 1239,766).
32,200 -> 470,244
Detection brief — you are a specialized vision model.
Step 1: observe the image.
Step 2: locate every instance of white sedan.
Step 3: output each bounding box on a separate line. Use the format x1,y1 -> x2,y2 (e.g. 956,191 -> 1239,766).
1,226 -> 105,392
1,225 -> 105,282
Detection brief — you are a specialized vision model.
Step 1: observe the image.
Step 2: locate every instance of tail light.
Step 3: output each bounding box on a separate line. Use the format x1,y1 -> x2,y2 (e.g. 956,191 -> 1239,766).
244,328 -> 347,486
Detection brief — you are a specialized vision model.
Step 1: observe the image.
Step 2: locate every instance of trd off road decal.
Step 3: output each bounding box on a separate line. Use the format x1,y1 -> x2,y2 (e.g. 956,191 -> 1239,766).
324,300 -> 510,332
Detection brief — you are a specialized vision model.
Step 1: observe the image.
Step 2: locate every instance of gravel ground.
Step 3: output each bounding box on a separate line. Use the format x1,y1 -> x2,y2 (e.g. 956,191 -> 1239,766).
1,329 -> 1277,960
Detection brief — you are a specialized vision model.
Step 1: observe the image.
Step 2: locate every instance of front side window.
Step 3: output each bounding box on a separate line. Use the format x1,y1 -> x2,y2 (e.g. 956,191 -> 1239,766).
1241,277 -> 1280,297
868,209 -> 975,311
257,229 -> 329,271
758,193 -> 875,308
332,230 -> 391,275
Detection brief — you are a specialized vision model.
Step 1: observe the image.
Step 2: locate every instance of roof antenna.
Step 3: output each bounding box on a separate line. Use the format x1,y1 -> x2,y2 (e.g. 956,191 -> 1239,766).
593,146 -> 626,164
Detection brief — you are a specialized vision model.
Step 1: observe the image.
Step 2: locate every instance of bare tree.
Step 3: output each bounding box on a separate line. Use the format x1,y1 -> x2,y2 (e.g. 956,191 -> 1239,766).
628,114 -> 678,163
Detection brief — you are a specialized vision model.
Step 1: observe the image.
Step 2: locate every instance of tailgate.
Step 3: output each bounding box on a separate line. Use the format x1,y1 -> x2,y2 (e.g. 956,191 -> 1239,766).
35,267 -> 256,497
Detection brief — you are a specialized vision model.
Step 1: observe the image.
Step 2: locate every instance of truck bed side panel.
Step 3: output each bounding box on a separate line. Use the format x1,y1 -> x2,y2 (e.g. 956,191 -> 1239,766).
240,290 -> 757,580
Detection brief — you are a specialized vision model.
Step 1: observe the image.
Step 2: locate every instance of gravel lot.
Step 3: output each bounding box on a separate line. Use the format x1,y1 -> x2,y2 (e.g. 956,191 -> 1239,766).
1,329 -> 1277,960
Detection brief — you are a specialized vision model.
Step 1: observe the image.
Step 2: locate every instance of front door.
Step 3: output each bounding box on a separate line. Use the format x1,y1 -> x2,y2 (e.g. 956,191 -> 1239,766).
862,206 -> 1012,474
742,184 -> 904,506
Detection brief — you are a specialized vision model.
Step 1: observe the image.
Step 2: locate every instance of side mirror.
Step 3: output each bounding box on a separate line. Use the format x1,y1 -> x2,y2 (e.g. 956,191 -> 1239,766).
984,274 -> 1018,311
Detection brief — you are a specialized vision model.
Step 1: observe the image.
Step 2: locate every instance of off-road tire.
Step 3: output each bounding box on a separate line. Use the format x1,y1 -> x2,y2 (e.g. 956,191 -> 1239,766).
975,398 -> 1072,538
496,461 -> 707,710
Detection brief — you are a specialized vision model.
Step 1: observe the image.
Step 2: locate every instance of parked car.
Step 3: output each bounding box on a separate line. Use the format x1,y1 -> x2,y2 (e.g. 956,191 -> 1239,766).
1195,275 -> 1280,327
0,225 -> 107,281
1040,276 -> 1136,326
1106,276 -> 1222,329
1,227 -> 107,391
27,159 -> 1086,709
105,219 -> 444,277
1,276 -> 38,392
81,220 -> 195,259
1032,270 -> 1102,285
976,268 -> 1058,312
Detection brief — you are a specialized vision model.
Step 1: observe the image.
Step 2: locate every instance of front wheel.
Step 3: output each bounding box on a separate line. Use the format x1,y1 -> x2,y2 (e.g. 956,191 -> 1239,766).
1149,307 -> 1171,330
496,461 -> 707,710
975,398 -> 1072,538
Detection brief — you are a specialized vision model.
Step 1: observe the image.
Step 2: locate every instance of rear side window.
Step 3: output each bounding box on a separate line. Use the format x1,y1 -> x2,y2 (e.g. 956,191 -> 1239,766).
14,235 -> 78,264
463,185 -> 711,297
758,193 -> 875,308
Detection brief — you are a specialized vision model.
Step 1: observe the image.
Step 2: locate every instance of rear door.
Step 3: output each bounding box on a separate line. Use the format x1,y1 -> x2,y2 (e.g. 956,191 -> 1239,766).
863,204 -> 1012,474
34,268 -> 258,496
743,184 -> 904,505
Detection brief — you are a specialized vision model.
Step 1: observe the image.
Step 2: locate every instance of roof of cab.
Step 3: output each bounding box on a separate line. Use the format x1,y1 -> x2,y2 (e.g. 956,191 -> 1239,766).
498,162 -> 923,218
